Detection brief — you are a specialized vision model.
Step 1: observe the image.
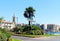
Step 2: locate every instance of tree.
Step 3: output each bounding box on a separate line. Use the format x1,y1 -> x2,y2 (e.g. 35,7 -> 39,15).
0,17 -> 3,26
24,7 -> 35,25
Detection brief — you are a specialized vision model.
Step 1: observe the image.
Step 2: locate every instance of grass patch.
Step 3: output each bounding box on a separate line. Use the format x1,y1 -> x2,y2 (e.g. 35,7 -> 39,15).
12,38 -> 22,41
9,37 -> 22,41
20,34 -> 45,38
12,32 -> 60,38
20,34 -> 60,38
43,34 -> 60,36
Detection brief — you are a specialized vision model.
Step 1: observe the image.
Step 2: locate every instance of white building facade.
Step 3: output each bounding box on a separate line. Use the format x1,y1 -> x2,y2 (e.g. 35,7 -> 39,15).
0,20 -> 15,30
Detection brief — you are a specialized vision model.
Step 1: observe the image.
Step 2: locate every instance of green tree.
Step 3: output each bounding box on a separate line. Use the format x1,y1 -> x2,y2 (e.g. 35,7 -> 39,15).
0,17 -> 3,26
24,7 -> 35,25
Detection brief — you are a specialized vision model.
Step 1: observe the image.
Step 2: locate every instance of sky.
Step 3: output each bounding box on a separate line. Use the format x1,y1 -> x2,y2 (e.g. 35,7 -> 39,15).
0,0 -> 60,25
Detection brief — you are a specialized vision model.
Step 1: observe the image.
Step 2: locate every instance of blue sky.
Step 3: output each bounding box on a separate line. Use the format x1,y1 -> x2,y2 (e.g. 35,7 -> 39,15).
0,0 -> 60,24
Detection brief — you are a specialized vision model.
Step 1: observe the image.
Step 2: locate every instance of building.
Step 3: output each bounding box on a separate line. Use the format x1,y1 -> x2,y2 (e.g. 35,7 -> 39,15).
0,14 -> 16,30
55,25 -> 60,31
40,24 -> 47,34
39,24 -> 60,33
47,24 -> 56,32
47,24 -> 60,32
40,24 -> 47,30
16,23 -> 25,27
0,20 -> 15,30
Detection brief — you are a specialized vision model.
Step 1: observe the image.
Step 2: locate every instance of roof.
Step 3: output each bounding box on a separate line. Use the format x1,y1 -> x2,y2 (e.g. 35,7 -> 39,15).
2,20 -> 12,24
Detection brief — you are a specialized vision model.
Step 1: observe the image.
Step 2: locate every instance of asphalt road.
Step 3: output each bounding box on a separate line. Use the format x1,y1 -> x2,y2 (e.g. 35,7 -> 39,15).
12,36 -> 60,41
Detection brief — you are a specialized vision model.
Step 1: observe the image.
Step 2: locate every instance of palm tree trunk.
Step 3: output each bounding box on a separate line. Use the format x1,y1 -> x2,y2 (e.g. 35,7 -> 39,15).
29,21 -> 30,25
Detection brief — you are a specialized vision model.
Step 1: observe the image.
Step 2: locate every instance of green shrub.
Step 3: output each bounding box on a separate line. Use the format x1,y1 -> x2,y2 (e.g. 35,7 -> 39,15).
22,25 -> 31,32
32,25 -> 41,30
12,27 -> 22,34
30,30 -> 40,35
0,28 -> 11,41
21,25 -> 42,35
12,25 -> 43,35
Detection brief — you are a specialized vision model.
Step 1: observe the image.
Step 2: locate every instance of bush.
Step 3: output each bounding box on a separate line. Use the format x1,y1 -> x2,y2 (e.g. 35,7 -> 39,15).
12,25 -> 43,35
30,30 -> 42,35
0,32 -> 6,41
0,28 -> 11,41
21,25 -> 42,35
12,27 -> 22,34
12,27 -> 20,32
22,25 -> 31,32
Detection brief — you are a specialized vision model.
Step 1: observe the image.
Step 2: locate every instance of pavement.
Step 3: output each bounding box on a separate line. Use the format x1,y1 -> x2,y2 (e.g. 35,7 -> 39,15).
12,36 -> 60,41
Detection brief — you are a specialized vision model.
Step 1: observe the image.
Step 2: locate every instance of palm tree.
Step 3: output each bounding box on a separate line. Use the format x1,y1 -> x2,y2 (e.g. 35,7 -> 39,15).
24,7 -> 35,25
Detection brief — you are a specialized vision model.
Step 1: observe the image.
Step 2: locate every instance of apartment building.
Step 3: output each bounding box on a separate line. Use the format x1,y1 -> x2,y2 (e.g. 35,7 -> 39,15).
40,24 -> 60,32
46,24 -> 60,32
0,20 -> 15,30
0,14 -> 16,30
